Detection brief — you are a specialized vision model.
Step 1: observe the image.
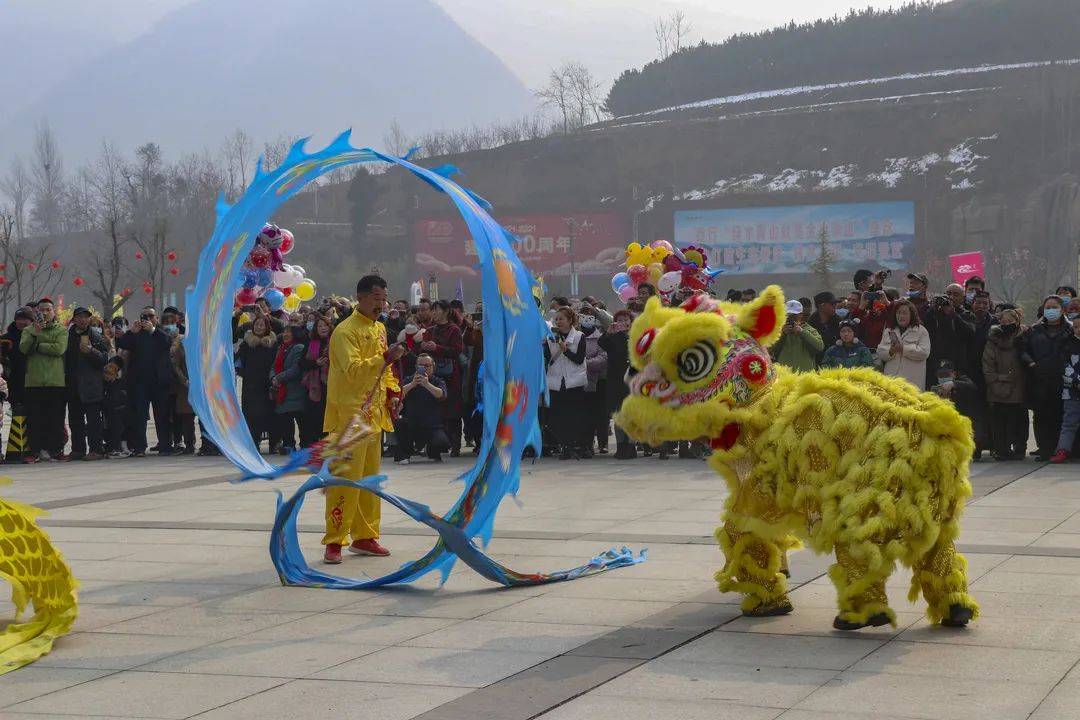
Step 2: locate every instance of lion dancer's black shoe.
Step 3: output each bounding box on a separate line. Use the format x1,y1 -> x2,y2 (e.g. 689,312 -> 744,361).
940,603 -> 974,628
744,596 -> 794,617
832,613 -> 893,631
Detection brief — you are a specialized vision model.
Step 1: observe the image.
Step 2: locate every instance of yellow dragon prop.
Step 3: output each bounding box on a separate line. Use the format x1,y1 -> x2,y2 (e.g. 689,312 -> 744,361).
0,479 -> 78,674
616,287 -> 979,630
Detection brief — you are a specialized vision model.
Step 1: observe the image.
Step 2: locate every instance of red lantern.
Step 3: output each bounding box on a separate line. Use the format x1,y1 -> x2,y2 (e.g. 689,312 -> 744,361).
73,277 -> 85,287
143,285 -> 153,295
166,251 -> 177,261
135,251 -> 144,260
0,277 -> 7,286
27,263 -> 37,270
169,267 -> 180,276
0,263 -> 7,271
51,260 -> 61,269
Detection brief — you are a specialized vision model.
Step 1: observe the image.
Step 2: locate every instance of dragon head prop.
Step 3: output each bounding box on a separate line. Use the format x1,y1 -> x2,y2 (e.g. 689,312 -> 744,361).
615,285 -> 786,447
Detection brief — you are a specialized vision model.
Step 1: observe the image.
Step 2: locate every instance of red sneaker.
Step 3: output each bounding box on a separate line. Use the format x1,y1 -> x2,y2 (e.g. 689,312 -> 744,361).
349,539 -> 391,557
323,543 -> 343,564
1050,450 -> 1070,464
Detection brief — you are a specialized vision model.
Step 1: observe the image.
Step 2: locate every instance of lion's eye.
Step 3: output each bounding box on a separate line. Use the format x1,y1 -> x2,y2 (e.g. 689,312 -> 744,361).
676,341 -> 716,383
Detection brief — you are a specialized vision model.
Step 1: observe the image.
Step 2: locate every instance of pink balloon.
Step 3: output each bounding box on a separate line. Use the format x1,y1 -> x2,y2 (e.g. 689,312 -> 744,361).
650,240 -> 674,253
618,284 -> 637,303
627,264 -> 648,285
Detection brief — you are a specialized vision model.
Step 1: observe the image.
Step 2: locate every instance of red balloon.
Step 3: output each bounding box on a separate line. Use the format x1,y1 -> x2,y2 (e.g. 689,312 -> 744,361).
143,285 -> 153,294
166,251 -> 177,261
135,251 -> 144,260
169,267 -> 180,276
27,263 -> 36,270
279,229 -> 294,255
51,260 -> 61,269
627,264 -> 648,285
281,286 -> 292,296
235,287 -> 258,306
248,246 -> 271,269
73,277 -> 84,286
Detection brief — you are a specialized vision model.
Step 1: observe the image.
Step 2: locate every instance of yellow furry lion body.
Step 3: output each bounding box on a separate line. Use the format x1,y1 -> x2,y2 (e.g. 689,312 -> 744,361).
616,287 -> 979,628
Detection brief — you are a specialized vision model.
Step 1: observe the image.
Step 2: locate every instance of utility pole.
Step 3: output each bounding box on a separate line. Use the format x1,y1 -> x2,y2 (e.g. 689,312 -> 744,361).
565,217 -> 579,297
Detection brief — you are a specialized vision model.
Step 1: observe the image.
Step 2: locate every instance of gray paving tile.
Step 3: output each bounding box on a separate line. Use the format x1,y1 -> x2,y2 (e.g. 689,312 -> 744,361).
539,696 -> 781,720
794,670 -> 1052,720
6,671 -> 287,718
850,640 -> 1079,681
899,615 -> 1080,651
666,631 -> 883,670
140,636 -> 384,678
33,632 -> 216,670
311,645 -> 552,687
0,667 -> 113,709
403,619 -> 614,653
94,606 -> 313,639
245,612 -> 457,645
191,679 -> 470,720
591,658 -> 836,707
566,626 -> 705,659
480,596 -> 675,626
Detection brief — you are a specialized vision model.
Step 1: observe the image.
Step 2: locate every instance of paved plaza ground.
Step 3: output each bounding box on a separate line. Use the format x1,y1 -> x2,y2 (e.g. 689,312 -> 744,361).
3,452 -> 1080,719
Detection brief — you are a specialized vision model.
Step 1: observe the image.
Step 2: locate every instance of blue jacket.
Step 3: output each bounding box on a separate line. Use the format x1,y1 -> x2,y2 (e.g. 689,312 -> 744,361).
272,342 -> 308,415
822,340 -> 875,369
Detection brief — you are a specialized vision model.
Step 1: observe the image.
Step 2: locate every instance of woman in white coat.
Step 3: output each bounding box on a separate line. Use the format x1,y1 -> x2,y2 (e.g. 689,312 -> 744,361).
876,299 -> 932,389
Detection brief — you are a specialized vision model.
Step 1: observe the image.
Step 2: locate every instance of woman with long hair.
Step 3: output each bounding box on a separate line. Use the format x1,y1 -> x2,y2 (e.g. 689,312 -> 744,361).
300,315 -> 333,447
235,316 -> 278,452
876,300 -> 931,388
271,324 -> 310,455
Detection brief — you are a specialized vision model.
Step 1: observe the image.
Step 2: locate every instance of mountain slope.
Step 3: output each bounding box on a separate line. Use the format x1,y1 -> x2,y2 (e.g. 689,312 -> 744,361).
0,0 -> 535,166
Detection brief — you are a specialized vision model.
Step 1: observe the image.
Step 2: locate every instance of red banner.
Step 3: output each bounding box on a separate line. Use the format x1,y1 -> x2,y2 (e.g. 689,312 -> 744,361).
414,212 -> 628,280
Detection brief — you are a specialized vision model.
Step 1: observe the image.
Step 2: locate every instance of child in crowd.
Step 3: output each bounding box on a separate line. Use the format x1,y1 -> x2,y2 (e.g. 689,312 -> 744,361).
103,356 -> 130,458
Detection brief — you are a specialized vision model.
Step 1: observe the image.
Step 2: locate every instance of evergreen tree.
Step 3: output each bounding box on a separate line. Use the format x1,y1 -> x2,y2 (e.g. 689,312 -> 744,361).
809,223 -> 835,294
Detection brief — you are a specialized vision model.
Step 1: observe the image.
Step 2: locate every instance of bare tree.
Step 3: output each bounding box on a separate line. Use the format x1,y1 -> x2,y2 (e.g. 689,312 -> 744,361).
85,142 -> 134,319
261,133 -> 301,173
382,119 -> 413,157
222,129 -> 254,198
0,158 -> 31,242
28,121 -> 66,235
536,62 -> 605,133
655,9 -> 693,60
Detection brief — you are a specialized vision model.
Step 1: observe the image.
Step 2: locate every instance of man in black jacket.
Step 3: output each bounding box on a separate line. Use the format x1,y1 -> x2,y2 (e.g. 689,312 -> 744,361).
599,309 -> 635,458
932,360 -> 984,461
117,308 -> 174,457
65,307 -> 110,461
923,284 -> 975,389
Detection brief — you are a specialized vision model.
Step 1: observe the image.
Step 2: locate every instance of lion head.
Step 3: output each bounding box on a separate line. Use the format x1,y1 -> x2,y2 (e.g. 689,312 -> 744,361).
615,285 -> 786,446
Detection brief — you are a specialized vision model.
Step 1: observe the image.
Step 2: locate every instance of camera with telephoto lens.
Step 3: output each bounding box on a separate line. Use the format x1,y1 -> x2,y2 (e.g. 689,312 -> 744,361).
875,269 -> 892,280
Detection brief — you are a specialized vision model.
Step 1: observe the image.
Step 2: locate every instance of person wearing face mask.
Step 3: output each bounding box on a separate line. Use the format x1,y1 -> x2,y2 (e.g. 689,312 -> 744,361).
118,307 -> 175,457
544,306 -> 588,460
963,276 -> 986,311
983,308 -> 1028,460
967,291 -> 995,456
64,307 -> 110,461
904,272 -> 932,322
1020,295 -> 1070,461
922,284 -> 975,390
579,314 -> 609,457
1056,286 -> 1077,306
932,361 -> 982,459
1050,316 -> 1080,463
168,325 -> 197,455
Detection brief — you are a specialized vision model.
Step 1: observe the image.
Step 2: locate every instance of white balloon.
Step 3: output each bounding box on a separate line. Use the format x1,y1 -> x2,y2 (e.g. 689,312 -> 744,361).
289,265 -> 305,275
287,269 -> 304,287
658,271 -> 681,293
272,269 -> 294,287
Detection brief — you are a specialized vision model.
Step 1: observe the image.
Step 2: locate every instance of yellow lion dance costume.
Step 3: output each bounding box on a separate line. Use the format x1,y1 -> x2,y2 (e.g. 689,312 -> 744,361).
616,287 -> 978,630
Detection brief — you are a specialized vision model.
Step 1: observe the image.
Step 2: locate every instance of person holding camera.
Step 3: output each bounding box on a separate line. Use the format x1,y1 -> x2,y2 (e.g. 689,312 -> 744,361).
922,284 -> 975,390
20,298 -> 68,462
461,304 -> 484,452
931,360 -> 983,460
421,300 -> 465,457
117,307 -> 174,457
876,299 -> 931,388
905,272 -> 933,322
545,306 -> 588,459
808,291 -> 841,352
770,300 -> 823,373
983,308 -> 1028,460
64,307 -> 110,461
393,353 -> 449,464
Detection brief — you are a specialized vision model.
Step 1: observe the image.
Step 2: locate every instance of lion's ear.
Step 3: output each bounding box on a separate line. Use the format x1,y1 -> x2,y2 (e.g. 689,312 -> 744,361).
736,285 -> 785,346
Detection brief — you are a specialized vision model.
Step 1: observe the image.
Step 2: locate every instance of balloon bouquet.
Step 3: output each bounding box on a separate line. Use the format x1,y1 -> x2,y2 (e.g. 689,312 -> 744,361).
233,224 -> 318,311
610,240 -> 722,304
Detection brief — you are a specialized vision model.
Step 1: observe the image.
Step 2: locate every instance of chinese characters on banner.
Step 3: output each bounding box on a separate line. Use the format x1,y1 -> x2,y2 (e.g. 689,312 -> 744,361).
948,251 -> 985,285
673,201 -> 916,276
414,213 -> 628,280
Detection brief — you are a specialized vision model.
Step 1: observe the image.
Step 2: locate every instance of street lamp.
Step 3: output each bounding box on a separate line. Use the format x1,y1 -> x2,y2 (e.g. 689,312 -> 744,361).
429,272 -> 439,300
565,217 -> 578,297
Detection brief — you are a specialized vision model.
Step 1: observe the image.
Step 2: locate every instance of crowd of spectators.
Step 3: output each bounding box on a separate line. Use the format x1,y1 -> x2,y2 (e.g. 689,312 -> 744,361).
4,266 -> 1079,467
